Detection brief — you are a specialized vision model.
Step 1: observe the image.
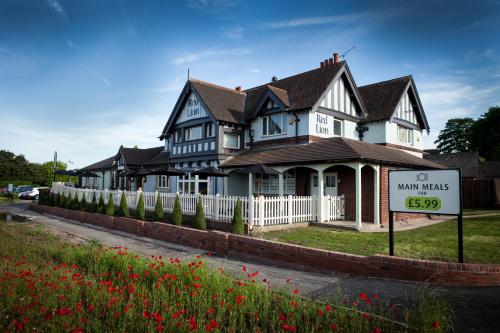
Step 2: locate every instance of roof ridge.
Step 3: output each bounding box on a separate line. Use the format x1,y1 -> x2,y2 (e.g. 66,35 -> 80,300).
243,61 -> 345,93
359,75 -> 412,89
190,78 -> 246,95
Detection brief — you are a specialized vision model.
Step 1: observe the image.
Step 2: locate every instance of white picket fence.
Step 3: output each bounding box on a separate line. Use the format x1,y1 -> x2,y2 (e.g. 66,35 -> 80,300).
51,183 -> 345,228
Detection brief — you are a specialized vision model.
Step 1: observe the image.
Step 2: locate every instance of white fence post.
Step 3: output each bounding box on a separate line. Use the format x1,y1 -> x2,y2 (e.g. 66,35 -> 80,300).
215,194 -> 220,221
258,196 -> 264,227
287,195 -> 292,224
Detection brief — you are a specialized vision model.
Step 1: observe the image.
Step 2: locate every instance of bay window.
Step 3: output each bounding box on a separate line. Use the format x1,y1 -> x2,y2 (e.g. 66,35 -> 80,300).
185,126 -> 202,141
397,126 -> 413,145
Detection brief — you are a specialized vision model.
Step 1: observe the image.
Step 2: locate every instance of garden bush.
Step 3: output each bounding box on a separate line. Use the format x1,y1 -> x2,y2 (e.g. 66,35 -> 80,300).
105,193 -> 114,216
231,198 -> 244,235
59,194 -> 66,209
135,192 -> 145,221
98,194 -> 105,214
66,193 -> 74,210
118,191 -> 129,217
193,195 -> 206,230
172,193 -> 182,225
72,193 -> 80,210
90,192 -> 98,213
153,192 -> 164,221
79,194 -> 87,211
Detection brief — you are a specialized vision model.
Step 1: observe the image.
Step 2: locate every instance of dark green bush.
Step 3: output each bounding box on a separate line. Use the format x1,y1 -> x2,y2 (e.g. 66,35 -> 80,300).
193,195 -> 206,230
90,192 -> 98,213
153,193 -> 164,221
231,198 -> 244,235
135,193 -> 145,221
79,193 -> 87,211
105,193 -> 114,216
98,194 -> 105,214
66,193 -> 74,210
55,193 -> 61,207
119,191 -> 129,217
172,194 -> 182,225
72,193 -> 80,210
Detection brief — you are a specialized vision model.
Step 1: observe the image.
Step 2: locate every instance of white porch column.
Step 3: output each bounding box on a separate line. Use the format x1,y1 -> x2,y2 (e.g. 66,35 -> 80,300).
317,166 -> 324,222
194,175 -> 199,195
248,173 -> 253,197
223,176 -> 228,196
355,163 -> 363,229
278,172 -> 284,197
373,165 -> 380,226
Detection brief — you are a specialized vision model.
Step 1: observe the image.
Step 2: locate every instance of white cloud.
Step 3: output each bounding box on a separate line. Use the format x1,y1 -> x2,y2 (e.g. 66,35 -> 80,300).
46,0 -> 68,20
186,0 -> 238,12
100,76 -> 185,98
171,48 -> 250,65
261,13 -> 367,29
419,80 -> 500,148
221,25 -> 244,39
0,47 -> 16,57
246,68 -> 261,74
82,66 -> 112,88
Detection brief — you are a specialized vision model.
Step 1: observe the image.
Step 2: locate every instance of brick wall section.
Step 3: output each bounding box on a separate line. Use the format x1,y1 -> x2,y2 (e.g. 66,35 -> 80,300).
31,204 -> 500,286
361,166 -> 374,223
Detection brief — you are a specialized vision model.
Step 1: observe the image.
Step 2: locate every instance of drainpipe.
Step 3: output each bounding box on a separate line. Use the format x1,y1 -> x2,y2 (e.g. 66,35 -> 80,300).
293,113 -> 300,143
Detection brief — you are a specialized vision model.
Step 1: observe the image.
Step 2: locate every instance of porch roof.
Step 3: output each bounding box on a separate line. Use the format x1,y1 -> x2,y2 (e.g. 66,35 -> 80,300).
221,137 -> 444,169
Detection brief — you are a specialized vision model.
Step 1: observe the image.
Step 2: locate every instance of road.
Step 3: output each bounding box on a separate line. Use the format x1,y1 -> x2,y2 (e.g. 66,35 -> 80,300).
2,202 -> 500,332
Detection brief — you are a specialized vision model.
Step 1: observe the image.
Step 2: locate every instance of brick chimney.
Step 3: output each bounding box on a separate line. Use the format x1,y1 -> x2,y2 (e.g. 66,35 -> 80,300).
320,61 -> 325,68
333,52 -> 339,64
328,58 -> 333,66
235,86 -> 242,91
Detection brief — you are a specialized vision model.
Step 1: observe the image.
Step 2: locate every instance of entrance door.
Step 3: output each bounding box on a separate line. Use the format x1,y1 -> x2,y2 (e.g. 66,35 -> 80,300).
324,173 -> 338,196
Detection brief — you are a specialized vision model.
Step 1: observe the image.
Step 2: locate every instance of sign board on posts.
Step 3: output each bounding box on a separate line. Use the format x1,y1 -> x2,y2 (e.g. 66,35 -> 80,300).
389,169 -> 461,215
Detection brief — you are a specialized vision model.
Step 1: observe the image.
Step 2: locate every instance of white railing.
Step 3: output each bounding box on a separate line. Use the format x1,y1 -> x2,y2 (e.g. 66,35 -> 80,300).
50,183 -> 345,228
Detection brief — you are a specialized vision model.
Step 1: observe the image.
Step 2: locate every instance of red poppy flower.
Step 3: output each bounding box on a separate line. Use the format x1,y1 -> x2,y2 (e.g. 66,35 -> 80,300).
330,323 -> 338,331
360,293 -> 368,300
293,289 -> 299,294
282,324 -> 297,332
242,265 -> 247,272
325,304 -> 333,313
373,328 -> 381,333
431,320 -> 440,329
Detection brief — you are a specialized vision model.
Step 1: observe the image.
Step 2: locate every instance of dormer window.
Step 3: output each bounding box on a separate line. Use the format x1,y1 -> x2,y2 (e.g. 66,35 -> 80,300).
266,99 -> 276,109
262,113 -> 287,136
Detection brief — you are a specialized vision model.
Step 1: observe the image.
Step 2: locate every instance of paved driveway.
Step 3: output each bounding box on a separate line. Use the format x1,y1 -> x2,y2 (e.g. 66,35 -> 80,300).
2,203 -> 500,332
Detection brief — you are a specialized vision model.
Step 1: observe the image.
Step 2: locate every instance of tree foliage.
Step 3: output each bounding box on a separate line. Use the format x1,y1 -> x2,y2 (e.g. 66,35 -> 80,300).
135,193 -> 145,221
153,193 -> 164,221
105,193 -> 115,216
172,194 -> 182,225
193,195 -> 206,230
470,106 -> 500,160
231,198 -> 244,235
90,193 -> 98,213
119,191 -> 129,217
434,118 -> 474,153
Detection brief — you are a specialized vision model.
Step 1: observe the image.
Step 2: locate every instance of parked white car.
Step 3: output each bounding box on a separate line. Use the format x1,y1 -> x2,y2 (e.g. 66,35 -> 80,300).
18,187 -> 47,200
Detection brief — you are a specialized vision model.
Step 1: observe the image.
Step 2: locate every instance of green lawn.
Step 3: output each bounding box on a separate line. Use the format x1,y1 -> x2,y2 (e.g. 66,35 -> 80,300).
463,208 -> 500,216
264,216 -> 500,264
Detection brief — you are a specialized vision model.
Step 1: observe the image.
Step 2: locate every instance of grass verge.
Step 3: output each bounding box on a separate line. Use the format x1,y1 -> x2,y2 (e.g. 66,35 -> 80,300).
264,216 -> 500,263
0,223 -> 454,332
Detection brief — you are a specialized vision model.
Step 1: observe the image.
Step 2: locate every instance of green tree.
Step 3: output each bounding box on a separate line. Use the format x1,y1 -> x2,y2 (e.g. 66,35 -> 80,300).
105,193 -> 115,216
434,118 -> 475,153
90,192 -> 98,213
80,193 -> 87,211
66,193 -> 73,210
193,195 -> 206,230
470,106 -> 500,160
98,193 -> 105,214
172,194 -> 183,225
153,193 -> 164,221
135,193 -> 145,220
119,191 -> 129,217
231,198 -> 244,235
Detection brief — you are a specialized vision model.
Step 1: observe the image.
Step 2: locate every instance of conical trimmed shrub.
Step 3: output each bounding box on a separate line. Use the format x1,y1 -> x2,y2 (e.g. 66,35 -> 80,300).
90,192 -> 98,213
231,198 -> 244,235
193,195 -> 206,230
72,193 -> 80,210
66,193 -> 73,209
153,193 -> 164,221
172,194 -> 182,225
119,191 -> 129,217
55,193 -> 61,207
105,193 -> 114,216
98,193 -> 105,214
135,193 -> 145,220
80,194 -> 87,211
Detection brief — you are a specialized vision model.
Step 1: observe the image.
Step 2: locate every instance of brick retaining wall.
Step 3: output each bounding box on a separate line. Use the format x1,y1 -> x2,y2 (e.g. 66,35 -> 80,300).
30,204 -> 500,286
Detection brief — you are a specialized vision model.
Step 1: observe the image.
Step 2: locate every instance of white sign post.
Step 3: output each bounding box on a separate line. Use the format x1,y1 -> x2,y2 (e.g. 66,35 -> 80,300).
388,169 -> 463,262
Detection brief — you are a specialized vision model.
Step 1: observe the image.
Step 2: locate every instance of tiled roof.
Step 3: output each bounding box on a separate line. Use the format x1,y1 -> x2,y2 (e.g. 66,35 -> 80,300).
358,76 -> 411,122
222,137 -> 443,169
244,62 -> 345,120
190,79 -> 246,124
267,85 -> 290,107
120,146 -> 165,167
424,152 -> 479,177
81,156 -> 116,170
143,150 -> 170,166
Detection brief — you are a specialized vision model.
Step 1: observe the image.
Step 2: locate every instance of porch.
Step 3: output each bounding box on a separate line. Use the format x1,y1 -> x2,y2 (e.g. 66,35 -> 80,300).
224,162 -> 381,229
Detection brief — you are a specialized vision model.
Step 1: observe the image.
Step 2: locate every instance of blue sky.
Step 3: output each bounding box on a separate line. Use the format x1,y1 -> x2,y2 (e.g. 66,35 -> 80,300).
0,0 -> 499,168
